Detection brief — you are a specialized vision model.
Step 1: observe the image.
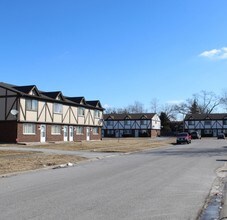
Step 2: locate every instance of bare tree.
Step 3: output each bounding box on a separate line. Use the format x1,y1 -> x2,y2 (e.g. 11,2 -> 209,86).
220,90 -> 227,112
127,101 -> 146,113
161,104 -> 177,121
191,90 -> 221,114
150,98 -> 159,113
173,90 -> 221,117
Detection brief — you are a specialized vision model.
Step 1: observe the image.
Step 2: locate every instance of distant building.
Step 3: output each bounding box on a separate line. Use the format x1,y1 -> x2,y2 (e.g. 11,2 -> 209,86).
184,113 -> 227,137
103,113 -> 161,138
0,82 -> 104,143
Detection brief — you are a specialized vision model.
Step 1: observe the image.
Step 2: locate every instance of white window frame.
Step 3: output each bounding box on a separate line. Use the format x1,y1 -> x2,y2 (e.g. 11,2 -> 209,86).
78,107 -> 85,116
141,120 -> 147,125
107,120 -> 114,126
124,129 -> 132,134
204,129 -> 212,134
188,121 -> 195,125
23,123 -> 36,135
76,126 -> 84,134
93,127 -> 99,134
204,120 -> 211,126
26,99 -> 38,111
124,120 -> 130,126
107,130 -> 114,135
54,103 -> 63,114
51,125 -> 61,135
94,110 -> 100,118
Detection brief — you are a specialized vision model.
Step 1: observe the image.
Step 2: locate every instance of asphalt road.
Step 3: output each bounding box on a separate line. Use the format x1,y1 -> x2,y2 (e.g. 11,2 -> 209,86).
1,138 -> 227,220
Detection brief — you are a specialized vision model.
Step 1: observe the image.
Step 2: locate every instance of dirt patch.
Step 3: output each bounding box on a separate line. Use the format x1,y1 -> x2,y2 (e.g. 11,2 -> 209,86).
0,150 -> 87,175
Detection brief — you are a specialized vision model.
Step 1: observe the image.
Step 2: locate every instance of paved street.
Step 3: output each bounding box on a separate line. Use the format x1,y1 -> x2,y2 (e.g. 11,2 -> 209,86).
1,138 -> 227,220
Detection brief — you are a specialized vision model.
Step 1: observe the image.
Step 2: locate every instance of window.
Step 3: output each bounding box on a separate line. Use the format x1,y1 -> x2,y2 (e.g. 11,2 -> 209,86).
76,126 -> 84,134
26,99 -> 38,111
204,129 -> 212,134
93,127 -> 99,134
124,129 -> 132,134
78,107 -> 85,116
54,103 -> 63,114
107,130 -> 114,135
51,125 -> 61,134
23,123 -> 36,134
188,121 -> 195,125
141,120 -> 147,125
223,120 -> 227,125
107,120 -> 113,126
94,110 -> 100,118
124,120 -> 130,126
204,120 -> 211,126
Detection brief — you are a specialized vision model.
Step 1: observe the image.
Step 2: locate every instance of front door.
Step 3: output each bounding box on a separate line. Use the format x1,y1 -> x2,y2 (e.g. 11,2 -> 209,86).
40,125 -> 46,143
69,126 -> 73,141
86,127 -> 90,141
63,126 -> 68,141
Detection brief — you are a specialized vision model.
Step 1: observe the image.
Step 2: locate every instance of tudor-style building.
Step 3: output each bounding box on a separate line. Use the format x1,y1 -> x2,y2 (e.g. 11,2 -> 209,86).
0,82 -> 104,143
103,113 -> 161,138
184,113 -> 227,137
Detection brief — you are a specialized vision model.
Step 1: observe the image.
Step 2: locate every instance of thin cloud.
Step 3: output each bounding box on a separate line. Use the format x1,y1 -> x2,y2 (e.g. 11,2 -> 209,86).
199,47 -> 227,60
166,100 -> 185,105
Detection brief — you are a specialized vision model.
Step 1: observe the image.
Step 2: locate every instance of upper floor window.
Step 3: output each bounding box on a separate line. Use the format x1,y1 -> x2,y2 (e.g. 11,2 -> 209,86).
223,120 -> 227,125
188,121 -> 195,125
107,120 -> 113,126
204,120 -> 211,126
26,99 -> 38,111
54,103 -> 63,114
141,120 -> 147,125
78,107 -> 85,116
94,110 -> 100,118
124,120 -> 130,126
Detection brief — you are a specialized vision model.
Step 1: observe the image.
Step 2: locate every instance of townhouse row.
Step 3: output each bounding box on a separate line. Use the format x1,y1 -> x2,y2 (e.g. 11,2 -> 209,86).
0,82 -> 104,143
184,113 -> 227,137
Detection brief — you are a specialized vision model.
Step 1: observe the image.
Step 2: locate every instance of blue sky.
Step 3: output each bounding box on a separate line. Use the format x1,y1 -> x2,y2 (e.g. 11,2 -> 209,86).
1,0 -> 227,111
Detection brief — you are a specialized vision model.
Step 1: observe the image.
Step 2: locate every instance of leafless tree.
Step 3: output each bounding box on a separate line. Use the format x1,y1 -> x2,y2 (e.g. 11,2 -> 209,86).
160,104 -> 177,121
173,90 -> 221,116
150,98 -> 159,113
127,101 -> 146,113
220,90 -> 227,112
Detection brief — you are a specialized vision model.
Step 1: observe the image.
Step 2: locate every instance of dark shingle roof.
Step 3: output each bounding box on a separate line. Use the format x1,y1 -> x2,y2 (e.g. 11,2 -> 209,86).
13,85 -> 36,94
104,113 -> 156,120
185,113 -> 227,120
0,82 -> 104,110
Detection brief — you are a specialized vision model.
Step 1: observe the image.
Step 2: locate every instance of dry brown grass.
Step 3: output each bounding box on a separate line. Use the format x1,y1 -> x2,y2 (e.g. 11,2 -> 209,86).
0,150 -> 86,175
0,138 -> 174,175
17,137 -> 175,153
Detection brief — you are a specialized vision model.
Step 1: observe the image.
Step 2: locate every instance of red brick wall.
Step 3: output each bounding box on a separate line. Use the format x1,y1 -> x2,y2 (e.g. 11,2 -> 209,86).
17,123 -> 40,142
0,121 -> 17,143
16,123 -> 102,143
90,127 -> 102,140
151,129 -> 160,137
46,124 -> 63,142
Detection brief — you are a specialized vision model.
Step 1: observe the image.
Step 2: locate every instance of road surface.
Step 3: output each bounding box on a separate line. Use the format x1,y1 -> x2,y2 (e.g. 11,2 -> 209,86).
1,138 -> 227,220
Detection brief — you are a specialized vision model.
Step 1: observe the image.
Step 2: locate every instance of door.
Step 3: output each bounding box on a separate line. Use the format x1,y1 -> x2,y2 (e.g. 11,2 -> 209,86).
69,126 -> 73,141
40,125 -> 46,143
86,127 -> 90,141
63,126 -> 68,141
